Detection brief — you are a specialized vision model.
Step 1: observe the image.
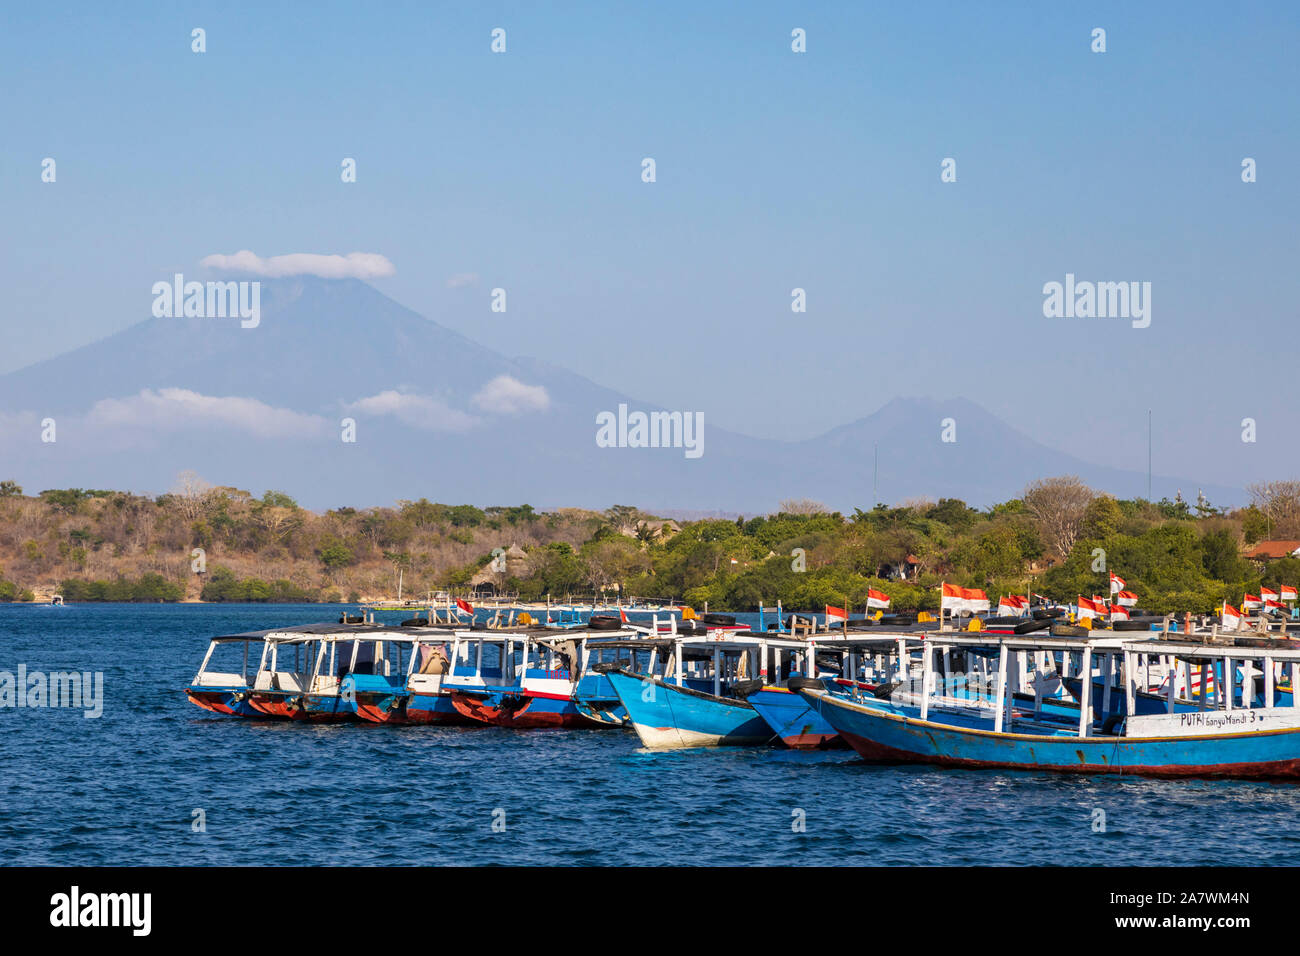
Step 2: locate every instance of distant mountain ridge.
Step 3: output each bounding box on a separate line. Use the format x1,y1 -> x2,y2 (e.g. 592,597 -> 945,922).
0,277 -> 1244,512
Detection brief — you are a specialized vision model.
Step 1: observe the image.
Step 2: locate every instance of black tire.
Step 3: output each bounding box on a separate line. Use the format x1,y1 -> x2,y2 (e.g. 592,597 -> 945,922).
400,618 -> 428,627
586,615 -> 623,630
701,613 -> 736,626
1013,618 -> 1052,634
984,616 -> 1023,626
729,679 -> 766,699
1051,623 -> 1089,637
1112,619 -> 1152,631
787,675 -> 825,694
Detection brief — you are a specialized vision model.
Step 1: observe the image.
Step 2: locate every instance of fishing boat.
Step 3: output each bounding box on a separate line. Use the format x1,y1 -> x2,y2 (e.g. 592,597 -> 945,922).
797,632 -> 1300,778
606,634 -> 820,749
443,624 -> 643,728
238,625 -> 429,721
740,634 -> 920,748
577,635 -> 684,726
185,632 -> 272,717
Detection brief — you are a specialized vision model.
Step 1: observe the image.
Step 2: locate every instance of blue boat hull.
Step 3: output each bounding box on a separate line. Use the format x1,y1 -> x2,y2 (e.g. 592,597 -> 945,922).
606,670 -> 773,749
747,687 -> 845,748
801,689 -> 1300,779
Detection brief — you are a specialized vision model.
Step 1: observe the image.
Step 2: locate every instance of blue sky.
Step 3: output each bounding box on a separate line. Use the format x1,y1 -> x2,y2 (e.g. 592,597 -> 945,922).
2,1 -> 1297,487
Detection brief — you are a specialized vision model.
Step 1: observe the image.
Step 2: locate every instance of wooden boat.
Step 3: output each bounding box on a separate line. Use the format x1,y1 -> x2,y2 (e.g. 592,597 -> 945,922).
186,632 -> 270,717
239,625 -> 430,722
797,632 -> 1300,779
606,634 -> 821,749
442,625 -> 643,728
741,634 -> 923,748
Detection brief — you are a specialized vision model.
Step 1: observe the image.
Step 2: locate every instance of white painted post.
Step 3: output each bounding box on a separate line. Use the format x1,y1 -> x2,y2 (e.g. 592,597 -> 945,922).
1222,656 -> 1232,711
1166,658 -> 1177,713
1102,653 -> 1113,716
920,642 -> 932,720
993,642 -> 1008,733
1124,650 -> 1136,719
713,646 -> 721,697
1265,655 -> 1275,709
1078,645 -> 1093,737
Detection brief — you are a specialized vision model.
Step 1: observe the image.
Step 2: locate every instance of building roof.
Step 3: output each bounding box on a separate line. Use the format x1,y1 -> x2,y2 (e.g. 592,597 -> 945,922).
1245,540 -> 1300,560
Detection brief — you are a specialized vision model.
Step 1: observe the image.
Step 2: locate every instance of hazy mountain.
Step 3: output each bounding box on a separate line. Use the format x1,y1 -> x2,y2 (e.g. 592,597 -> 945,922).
0,277 -> 1243,513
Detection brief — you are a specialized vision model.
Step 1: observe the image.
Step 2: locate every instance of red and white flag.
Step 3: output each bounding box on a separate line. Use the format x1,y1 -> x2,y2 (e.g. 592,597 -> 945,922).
1109,572 -> 1126,594
865,589 -> 891,610
998,595 -> 1029,616
1110,604 -> 1130,622
1282,585 -> 1298,602
1266,599 -> 1287,611
456,598 -> 475,615
619,607 -> 629,623
964,587 -> 990,612
1076,597 -> 1106,619
941,583 -> 989,614
1114,590 -> 1139,607
1262,586 -> 1280,604
1243,594 -> 1262,610
941,583 -> 965,614
825,605 -> 847,624
1222,602 -> 1242,631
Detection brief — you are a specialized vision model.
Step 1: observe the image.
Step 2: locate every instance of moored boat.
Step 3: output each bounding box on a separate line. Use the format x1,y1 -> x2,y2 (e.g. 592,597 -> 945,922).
798,632 -> 1300,779
442,624 -> 643,728
607,634 -> 817,749
186,632 -> 271,717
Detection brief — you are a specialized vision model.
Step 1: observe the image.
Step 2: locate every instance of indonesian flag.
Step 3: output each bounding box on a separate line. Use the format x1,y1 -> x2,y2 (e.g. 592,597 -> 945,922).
825,605 -> 847,624
619,607 -> 629,623
1282,585 -> 1298,602
456,598 -> 475,615
941,583 -> 965,614
1266,599 -> 1287,612
1262,586 -> 1280,604
998,595 -> 1029,616
941,583 -> 989,614
866,589 -> 891,610
1222,602 -> 1241,631
1110,604 -> 1130,622
964,587 -> 990,612
1109,572 -> 1126,594
1076,597 -> 1106,619
1243,594 -> 1262,610
1115,590 -> 1139,607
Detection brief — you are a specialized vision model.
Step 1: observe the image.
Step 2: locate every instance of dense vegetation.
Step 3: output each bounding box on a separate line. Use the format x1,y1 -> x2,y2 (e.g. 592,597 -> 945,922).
0,473 -> 1297,614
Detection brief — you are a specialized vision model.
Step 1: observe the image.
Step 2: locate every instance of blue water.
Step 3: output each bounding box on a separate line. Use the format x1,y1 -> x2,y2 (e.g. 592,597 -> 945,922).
3,603 -> 1300,866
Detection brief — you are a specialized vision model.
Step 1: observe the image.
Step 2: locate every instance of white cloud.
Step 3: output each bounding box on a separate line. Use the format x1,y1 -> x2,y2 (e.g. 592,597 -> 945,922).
445,272 -> 480,289
200,250 -> 396,279
87,389 -> 329,438
471,376 -> 550,415
345,390 -> 479,432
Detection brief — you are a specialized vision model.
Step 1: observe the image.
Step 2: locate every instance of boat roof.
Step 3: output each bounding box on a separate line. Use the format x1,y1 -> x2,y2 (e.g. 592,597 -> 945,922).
920,631 -> 1130,652
1123,636 -> 1300,660
447,626 -> 643,640
212,623 -> 433,642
